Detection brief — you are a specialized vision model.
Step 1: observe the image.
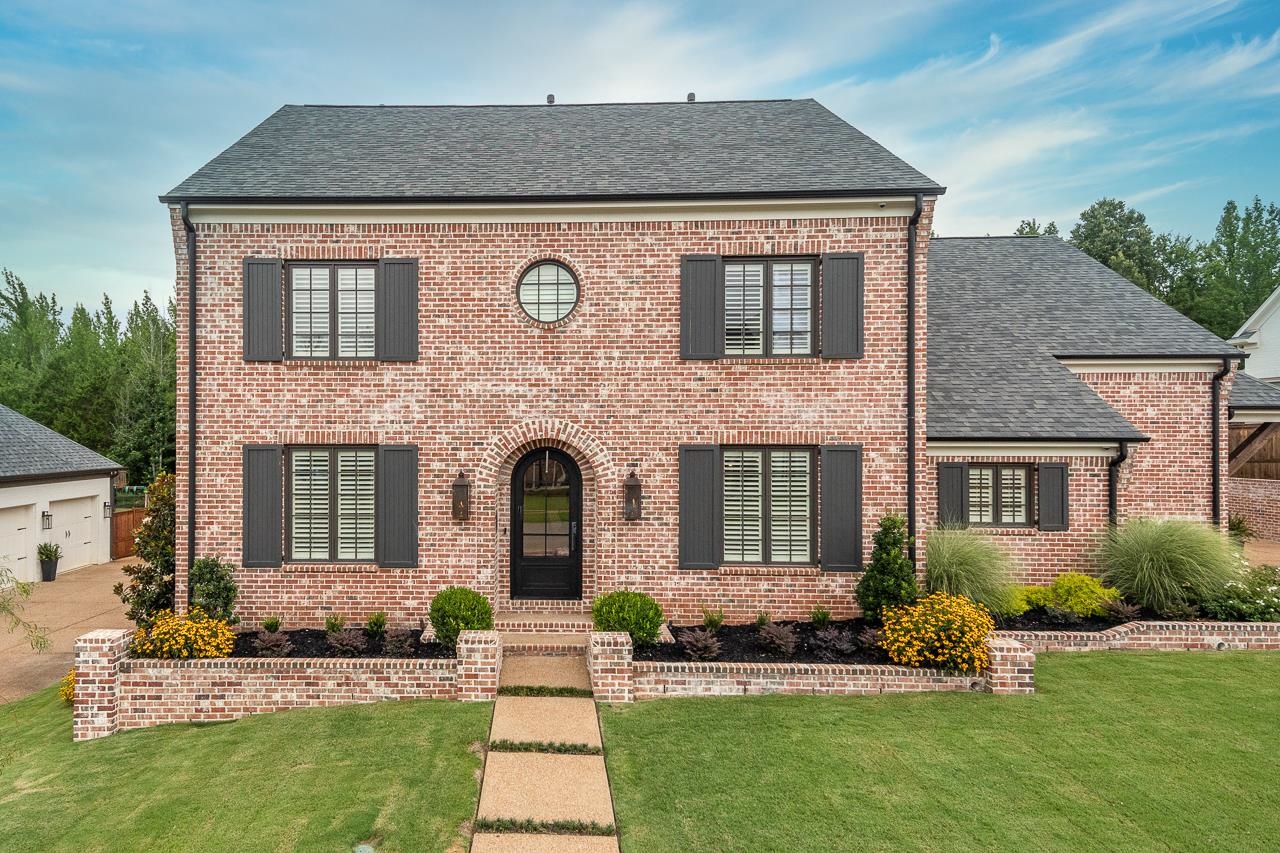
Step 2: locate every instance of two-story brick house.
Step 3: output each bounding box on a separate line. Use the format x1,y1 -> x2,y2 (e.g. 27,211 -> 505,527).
161,98 -> 1264,626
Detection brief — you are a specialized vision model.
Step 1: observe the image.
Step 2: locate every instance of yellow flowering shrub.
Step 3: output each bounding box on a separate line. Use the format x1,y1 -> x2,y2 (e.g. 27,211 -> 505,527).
881,592 -> 995,674
58,668 -> 75,705
130,607 -> 235,660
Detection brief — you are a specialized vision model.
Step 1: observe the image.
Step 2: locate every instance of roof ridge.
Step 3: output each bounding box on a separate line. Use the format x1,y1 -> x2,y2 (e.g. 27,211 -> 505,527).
290,98 -> 802,109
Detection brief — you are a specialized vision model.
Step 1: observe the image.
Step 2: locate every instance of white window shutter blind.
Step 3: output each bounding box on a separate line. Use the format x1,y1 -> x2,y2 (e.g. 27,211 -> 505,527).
722,450 -> 764,561
337,450 -> 375,560
769,451 -> 811,562
337,268 -> 376,358
724,263 -> 765,355
291,450 -> 331,559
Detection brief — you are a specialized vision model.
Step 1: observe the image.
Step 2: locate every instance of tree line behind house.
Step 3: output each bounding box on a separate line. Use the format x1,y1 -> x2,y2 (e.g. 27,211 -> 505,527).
1016,196 -> 1280,340
0,269 -> 175,487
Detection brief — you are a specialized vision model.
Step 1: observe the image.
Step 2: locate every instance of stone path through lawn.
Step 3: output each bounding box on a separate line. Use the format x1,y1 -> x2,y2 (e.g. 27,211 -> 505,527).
470,646 -> 620,852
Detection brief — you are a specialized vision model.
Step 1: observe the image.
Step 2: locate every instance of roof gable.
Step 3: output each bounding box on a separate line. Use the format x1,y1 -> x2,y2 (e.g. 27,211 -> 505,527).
161,100 -> 943,203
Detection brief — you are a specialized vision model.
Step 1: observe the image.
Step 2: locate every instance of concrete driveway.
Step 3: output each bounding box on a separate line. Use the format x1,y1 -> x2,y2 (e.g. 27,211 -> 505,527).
1245,537 -> 1280,567
1,559 -> 135,703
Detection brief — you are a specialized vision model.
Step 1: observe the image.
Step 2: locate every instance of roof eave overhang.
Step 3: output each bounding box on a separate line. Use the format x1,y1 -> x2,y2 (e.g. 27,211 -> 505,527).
0,467 -> 120,487
926,436 -> 1149,458
1229,407 -> 1280,423
159,186 -> 946,205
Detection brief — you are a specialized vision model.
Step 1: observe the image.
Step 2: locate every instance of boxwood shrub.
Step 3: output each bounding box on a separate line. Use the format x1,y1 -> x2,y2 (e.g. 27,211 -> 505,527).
591,590 -> 664,646
429,587 -> 494,648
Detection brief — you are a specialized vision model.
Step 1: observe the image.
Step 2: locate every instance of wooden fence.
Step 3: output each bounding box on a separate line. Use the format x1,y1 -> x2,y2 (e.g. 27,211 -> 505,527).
111,508 -> 146,560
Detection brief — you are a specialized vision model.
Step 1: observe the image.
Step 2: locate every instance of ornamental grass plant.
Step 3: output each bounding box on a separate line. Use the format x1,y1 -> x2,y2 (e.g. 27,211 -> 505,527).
924,527 -> 1016,615
1100,519 -> 1242,616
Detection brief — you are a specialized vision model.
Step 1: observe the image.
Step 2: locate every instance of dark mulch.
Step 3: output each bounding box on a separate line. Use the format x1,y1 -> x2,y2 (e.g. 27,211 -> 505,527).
230,628 -> 455,659
995,613 -> 1131,632
634,619 -> 891,665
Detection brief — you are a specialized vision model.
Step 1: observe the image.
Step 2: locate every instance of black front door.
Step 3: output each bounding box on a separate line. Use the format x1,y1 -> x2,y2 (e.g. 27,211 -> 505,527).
511,448 -> 582,599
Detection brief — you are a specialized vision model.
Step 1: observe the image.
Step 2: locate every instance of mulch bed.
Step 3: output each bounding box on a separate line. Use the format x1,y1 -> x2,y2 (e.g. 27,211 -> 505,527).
634,619 -> 891,665
995,613 -> 1132,632
230,629 -> 455,659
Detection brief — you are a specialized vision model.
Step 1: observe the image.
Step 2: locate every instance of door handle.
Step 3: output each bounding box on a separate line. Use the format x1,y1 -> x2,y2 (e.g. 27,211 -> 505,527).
570,521 -> 578,552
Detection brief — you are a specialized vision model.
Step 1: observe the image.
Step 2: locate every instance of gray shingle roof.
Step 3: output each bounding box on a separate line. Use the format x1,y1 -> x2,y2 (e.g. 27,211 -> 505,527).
161,100 -> 943,203
0,405 -> 120,483
928,237 -> 1239,441
1231,372 -> 1280,410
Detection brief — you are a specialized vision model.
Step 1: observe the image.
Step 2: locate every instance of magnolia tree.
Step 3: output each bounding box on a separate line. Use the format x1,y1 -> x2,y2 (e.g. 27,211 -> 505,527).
113,472 -> 175,625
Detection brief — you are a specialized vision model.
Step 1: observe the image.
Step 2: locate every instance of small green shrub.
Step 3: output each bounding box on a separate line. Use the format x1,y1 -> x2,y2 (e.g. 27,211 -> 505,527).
1101,519 -> 1242,615
809,607 -> 832,628
429,587 -> 495,648
591,590 -> 664,646
755,610 -> 771,627
262,616 -> 282,633
700,606 -> 725,632
324,613 -> 346,633
1011,572 -> 1119,618
37,542 -> 62,561
1228,513 -> 1253,542
924,527 -> 1016,615
757,622 -> 798,656
190,555 -> 238,624
1201,565 -> 1280,622
856,514 -> 918,624
678,627 -> 721,661
365,611 -> 388,637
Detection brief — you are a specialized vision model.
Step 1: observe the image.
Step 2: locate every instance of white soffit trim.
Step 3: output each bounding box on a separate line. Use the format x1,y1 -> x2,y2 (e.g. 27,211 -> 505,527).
180,196 -> 924,224
1059,357 -> 1229,374
1230,409 -> 1280,424
926,441 -> 1120,458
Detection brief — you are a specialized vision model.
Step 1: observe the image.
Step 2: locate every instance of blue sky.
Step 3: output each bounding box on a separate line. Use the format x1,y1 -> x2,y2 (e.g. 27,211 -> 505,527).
1,0 -> 1277,310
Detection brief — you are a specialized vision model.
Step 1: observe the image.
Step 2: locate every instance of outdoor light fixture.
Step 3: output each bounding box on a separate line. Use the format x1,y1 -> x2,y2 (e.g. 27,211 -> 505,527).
452,471 -> 472,521
104,501 -> 113,519
623,470 -> 643,521
41,511 -> 52,530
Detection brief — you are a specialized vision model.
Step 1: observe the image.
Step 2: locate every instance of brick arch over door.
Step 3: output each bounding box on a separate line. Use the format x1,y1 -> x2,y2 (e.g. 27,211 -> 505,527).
481,419 -> 617,611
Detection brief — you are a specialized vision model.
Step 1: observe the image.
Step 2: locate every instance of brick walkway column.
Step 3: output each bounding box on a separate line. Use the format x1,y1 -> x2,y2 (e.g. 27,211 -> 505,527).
986,636 -> 1035,695
456,630 -> 502,701
73,628 -> 133,741
588,631 -> 634,703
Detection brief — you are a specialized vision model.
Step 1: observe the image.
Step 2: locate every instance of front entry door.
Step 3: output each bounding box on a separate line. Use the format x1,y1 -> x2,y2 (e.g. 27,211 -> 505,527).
511,448 -> 582,599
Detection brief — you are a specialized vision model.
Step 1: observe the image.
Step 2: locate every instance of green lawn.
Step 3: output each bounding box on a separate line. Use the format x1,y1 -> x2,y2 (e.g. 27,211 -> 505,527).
600,652 -> 1280,852
0,690 -> 491,853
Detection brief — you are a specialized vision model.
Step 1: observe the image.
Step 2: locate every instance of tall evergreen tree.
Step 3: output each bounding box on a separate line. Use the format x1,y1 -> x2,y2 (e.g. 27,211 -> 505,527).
1069,198 -> 1162,296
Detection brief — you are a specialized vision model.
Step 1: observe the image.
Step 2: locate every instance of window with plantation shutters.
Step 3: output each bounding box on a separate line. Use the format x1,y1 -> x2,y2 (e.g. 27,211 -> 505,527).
725,263 -> 765,355
722,258 -> 815,357
721,447 -> 814,564
967,464 -> 1031,528
288,447 -> 376,562
287,263 -> 377,359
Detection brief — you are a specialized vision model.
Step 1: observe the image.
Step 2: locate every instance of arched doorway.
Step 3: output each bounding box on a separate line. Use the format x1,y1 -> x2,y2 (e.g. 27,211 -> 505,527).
510,447 -> 582,599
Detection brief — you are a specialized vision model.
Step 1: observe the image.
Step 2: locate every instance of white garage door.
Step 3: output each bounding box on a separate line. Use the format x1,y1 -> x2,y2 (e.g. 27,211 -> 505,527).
0,504 -> 36,582
50,496 -> 96,571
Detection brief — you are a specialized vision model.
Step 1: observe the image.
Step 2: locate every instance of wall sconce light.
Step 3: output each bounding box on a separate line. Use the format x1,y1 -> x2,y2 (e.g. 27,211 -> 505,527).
452,471 -> 472,521
623,470 -> 643,521
104,501 -> 113,519
41,511 -> 52,530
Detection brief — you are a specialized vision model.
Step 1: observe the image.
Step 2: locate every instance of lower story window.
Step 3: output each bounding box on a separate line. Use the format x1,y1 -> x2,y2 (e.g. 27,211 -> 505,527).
289,447 -> 375,561
723,447 -> 814,563
969,464 -> 1030,526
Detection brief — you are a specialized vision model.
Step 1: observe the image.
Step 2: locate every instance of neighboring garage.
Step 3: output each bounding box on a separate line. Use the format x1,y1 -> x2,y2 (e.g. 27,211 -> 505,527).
0,404 -> 121,582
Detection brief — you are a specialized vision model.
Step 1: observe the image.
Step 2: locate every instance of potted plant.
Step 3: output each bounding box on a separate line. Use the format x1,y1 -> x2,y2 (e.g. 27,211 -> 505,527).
37,543 -> 62,582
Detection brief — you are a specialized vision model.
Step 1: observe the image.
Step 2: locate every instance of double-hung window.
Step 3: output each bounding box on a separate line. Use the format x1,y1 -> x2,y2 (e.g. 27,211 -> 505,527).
724,258 -> 815,356
722,447 -> 815,563
288,263 -> 376,358
288,447 -> 376,562
968,464 -> 1030,526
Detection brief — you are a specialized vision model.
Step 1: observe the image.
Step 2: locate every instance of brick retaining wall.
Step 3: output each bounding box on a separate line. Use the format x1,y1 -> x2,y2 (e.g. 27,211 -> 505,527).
998,620 -> 1280,653
586,632 -> 1034,700
73,629 -> 502,741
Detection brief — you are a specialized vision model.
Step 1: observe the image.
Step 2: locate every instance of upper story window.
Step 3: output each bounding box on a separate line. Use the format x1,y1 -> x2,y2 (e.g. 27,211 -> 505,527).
725,259 -> 815,356
518,261 -> 579,323
968,464 -> 1030,526
288,263 -> 376,359
288,447 -> 376,562
722,447 -> 815,564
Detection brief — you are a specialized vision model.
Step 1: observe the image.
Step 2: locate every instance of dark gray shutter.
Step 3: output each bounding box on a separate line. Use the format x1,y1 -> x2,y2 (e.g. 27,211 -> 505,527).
820,253 -> 865,358
937,462 -> 969,526
243,258 -> 283,361
376,258 -> 419,361
680,255 -> 723,359
1038,463 -> 1069,531
377,445 -> 418,567
242,445 -> 282,567
820,445 -> 863,571
679,444 -> 721,568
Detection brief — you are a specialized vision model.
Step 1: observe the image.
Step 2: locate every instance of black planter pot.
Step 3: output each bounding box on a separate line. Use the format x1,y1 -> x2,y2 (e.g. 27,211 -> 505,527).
40,559 -> 58,582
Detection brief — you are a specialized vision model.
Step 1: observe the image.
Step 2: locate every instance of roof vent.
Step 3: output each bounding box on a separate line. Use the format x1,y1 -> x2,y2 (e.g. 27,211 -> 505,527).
687,92 -> 696,102
546,94 -> 555,105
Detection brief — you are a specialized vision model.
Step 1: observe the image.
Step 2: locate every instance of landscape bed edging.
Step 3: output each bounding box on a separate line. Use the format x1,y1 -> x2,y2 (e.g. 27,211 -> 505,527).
72,628 -> 503,742
995,620 -> 1280,653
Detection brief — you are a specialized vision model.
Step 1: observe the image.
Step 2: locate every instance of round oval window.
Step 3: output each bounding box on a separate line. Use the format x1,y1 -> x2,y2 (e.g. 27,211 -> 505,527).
518,262 -> 579,323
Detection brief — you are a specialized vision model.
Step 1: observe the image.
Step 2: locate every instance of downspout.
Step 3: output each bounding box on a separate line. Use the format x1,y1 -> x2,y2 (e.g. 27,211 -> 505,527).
906,193 -> 924,563
1210,356 -> 1233,526
1107,441 -> 1128,525
180,202 -> 197,605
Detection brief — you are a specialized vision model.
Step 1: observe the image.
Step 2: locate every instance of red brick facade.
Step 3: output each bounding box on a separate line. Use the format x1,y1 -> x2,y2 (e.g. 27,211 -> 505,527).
1227,477 -> 1280,540
173,206 -> 933,625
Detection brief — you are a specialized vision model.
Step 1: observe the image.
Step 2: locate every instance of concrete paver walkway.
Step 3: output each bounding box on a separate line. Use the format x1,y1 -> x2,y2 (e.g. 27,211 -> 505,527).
0,560 -> 134,704
473,651 -> 620,852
